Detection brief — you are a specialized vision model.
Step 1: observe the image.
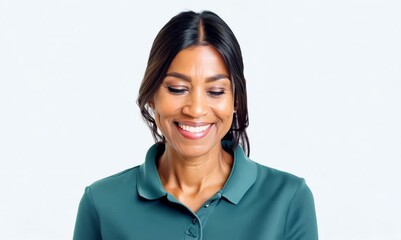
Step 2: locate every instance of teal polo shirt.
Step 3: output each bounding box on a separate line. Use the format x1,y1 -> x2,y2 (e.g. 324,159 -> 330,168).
74,141 -> 318,240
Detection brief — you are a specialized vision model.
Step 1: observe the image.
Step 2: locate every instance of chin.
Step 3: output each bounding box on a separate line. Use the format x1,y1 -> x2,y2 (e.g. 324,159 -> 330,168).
170,141 -> 219,158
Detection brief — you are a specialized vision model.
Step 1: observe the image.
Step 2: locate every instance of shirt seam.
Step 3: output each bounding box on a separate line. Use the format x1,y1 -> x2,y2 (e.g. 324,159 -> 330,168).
283,178 -> 305,239
86,186 -> 102,237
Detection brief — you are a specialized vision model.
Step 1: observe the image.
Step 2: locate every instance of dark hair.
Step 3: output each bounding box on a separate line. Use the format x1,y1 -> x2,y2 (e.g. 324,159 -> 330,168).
137,10 -> 250,156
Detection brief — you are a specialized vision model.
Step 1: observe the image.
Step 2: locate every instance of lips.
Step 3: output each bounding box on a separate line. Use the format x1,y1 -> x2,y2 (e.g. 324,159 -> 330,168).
176,122 -> 212,139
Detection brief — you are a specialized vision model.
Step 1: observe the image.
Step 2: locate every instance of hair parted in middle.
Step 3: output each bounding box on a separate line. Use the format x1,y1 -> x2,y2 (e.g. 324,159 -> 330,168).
137,10 -> 250,156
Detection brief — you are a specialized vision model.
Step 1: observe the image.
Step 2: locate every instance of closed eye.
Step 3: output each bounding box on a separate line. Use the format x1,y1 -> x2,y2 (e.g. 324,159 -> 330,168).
208,90 -> 225,97
164,85 -> 188,95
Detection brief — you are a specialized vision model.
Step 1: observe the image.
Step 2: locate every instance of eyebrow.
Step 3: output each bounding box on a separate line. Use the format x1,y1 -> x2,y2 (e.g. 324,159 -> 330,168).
165,72 -> 230,83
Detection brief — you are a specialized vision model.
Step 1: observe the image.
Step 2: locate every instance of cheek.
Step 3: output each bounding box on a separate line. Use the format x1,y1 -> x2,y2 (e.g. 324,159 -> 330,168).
153,92 -> 181,122
212,98 -> 235,130
213,98 -> 235,117
153,91 -> 167,114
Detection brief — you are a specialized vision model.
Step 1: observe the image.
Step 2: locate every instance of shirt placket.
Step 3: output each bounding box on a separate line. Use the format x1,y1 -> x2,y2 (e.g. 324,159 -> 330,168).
184,191 -> 222,240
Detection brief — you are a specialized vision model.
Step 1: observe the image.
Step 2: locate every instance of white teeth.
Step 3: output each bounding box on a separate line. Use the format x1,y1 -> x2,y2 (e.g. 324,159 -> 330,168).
178,123 -> 210,133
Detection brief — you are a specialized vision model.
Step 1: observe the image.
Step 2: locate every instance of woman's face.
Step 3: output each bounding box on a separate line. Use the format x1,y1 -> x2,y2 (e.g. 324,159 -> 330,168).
152,45 -> 234,158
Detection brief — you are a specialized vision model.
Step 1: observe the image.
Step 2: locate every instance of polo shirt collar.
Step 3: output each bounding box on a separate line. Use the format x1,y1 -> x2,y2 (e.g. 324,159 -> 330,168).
137,143 -> 167,200
137,141 -> 257,204
220,141 -> 257,204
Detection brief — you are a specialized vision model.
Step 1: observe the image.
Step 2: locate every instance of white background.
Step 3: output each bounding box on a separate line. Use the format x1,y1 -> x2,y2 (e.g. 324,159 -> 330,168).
1,0 -> 400,239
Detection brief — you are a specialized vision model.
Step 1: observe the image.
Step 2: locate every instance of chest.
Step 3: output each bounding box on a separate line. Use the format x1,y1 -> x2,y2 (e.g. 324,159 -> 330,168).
97,196 -> 287,240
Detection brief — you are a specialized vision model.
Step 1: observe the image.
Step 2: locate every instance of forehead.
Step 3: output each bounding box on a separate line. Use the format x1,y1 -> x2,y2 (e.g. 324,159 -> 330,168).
167,45 -> 229,76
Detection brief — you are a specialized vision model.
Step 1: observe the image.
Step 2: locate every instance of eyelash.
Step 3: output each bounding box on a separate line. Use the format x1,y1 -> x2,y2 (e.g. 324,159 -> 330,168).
208,90 -> 225,96
166,86 -> 187,94
165,86 -> 225,97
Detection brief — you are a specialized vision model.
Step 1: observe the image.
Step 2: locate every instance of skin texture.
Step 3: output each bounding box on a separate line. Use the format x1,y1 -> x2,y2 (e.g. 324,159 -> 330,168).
151,45 -> 235,212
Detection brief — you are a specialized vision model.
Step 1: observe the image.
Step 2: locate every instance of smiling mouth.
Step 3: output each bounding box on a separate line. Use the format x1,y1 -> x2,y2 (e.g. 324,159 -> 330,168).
177,123 -> 211,133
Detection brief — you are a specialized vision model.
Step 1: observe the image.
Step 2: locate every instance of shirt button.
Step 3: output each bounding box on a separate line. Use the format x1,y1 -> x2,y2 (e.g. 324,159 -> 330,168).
192,218 -> 196,224
205,203 -> 210,208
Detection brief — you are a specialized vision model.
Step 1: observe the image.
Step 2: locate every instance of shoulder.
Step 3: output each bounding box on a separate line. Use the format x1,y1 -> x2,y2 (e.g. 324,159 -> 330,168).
251,161 -> 312,202
255,162 -> 305,187
85,166 -> 140,198
250,163 -> 320,239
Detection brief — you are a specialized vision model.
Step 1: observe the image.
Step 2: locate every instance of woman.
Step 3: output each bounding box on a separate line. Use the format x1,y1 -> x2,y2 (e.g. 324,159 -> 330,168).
74,11 -> 318,240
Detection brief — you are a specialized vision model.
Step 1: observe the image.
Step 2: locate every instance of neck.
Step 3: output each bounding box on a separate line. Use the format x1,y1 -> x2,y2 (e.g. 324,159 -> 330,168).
157,143 -> 233,195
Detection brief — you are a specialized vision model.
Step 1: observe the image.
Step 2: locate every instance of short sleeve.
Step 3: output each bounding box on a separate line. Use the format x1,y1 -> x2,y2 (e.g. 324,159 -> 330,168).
73,187 -> 102,240
284,179 -> 318,240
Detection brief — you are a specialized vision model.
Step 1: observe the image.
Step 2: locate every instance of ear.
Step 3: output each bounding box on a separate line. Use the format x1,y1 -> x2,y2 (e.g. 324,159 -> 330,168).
148,99 -> 155,109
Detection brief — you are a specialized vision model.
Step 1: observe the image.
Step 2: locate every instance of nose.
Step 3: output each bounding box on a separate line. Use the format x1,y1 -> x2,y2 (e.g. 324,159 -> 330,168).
182,89 -> 208,118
